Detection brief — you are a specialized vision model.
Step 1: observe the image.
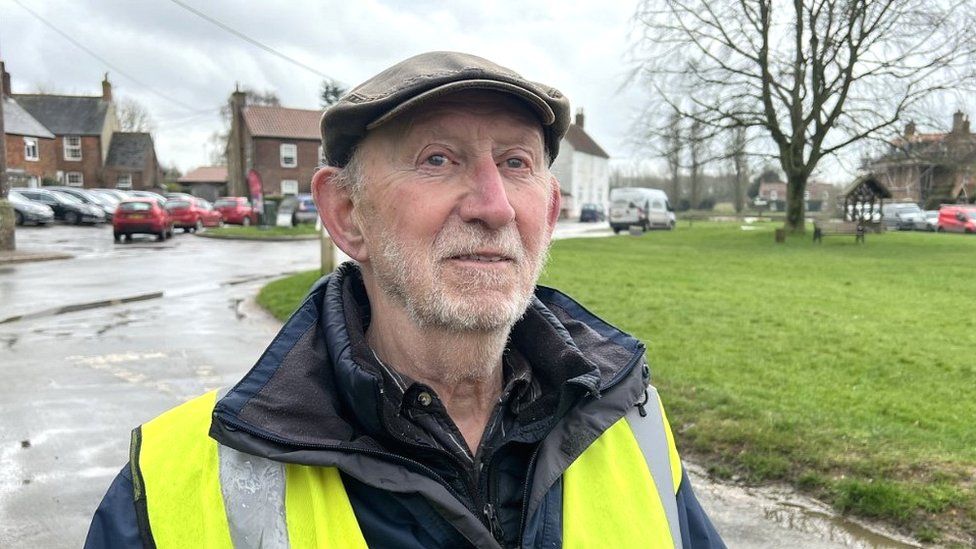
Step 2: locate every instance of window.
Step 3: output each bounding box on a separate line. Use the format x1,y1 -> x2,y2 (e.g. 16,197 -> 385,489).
116,174 -> 133,189
770,190 -> 778,201
24,137 -> 39,161
280,144 -> 298,168
64,136 -> 82,160
281,180 -> 299,195
66,172 -> 84,187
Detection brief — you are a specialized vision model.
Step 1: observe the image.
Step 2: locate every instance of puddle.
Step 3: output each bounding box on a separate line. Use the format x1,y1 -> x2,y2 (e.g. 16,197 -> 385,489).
687,463 -> 921,548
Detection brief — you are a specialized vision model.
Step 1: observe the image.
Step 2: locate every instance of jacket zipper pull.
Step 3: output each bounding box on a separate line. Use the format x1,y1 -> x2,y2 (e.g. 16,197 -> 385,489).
636,389 -> 649,417
483,503 -> 505,542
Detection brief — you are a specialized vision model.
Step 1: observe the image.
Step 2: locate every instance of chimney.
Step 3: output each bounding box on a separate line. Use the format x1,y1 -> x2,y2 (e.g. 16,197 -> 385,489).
574,108 -> 584,129
904,121 -> 916,137
952,110 -> 964,134
1,62 -> 10,97
102,72 -> 112,101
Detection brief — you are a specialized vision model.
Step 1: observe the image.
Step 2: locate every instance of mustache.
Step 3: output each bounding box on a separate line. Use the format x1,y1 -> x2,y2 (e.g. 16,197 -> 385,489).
433,223 -> 526,262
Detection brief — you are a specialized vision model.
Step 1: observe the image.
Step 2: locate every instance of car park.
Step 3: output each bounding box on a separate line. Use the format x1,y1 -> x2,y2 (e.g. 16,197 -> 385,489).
113,199 -> 174,242
881,203 -> 924,231
579,203 -> 606,222
164,197 -> 223,232
8,190 -> 55,226
937,205 -> 976,233
213,196 -> 259,226
46,186 -> 118,221
12,187 -> 105,224
90,188 -> 133,203
278,194 -> 318,225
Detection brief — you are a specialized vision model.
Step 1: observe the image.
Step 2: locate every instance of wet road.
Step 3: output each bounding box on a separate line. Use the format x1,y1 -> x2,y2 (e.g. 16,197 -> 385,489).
0,224 -> 920,548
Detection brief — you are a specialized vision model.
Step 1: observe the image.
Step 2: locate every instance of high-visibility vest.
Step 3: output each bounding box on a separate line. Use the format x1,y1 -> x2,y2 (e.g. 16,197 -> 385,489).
133,389 -> 683,548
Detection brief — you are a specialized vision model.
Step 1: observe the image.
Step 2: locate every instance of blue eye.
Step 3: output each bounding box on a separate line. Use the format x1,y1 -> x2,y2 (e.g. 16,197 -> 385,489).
426,154 -> 448,167
505,158 -> 526,169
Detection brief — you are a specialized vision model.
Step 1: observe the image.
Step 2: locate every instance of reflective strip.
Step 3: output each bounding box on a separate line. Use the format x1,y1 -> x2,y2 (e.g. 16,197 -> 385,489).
218,445 -> 289,548
563,413 -> 676,548
285,464 -> 368,549
625,387 -> 683,549
139,390 -> 234,548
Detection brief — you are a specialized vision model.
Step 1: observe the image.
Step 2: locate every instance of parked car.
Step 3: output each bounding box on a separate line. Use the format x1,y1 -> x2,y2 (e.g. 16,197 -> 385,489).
609,187 -> 675,233
8,190 -> 54,226
921,210 -> 939,232
165,197 -> 223,232
937,205 -> 976,233
12,187 -> 105,224
46,186 -> 117,221
213,196 -> 259,226
881,202 -> 924,231
579,203 -> 606,222
113,199 -> 174,242
278,194 -> 318,225
128,190 -> 169,207
90,188 -> 133,203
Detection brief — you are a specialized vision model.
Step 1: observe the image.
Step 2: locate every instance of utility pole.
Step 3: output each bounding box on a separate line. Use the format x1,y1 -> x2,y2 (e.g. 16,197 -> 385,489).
0,58 -> 15,252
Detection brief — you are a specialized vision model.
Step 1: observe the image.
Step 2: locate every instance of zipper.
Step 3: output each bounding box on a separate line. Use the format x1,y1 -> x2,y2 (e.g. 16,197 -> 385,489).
515,343 -> 646,546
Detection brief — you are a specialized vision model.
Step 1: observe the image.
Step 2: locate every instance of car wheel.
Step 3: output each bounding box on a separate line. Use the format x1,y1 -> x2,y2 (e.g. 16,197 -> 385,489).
242,216 -> 251,227
15,211 -> 24,226
195,219 -> 204,233
291,213 -> 298,227
65,211 -> 79,225
157,230 -> 166,241
113,232 -> 122,242
612,227 -> 621,234
937,226 -> 945,233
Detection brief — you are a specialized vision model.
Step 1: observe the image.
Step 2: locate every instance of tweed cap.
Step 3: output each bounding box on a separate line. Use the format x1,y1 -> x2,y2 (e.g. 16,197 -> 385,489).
320,51 -> 571,167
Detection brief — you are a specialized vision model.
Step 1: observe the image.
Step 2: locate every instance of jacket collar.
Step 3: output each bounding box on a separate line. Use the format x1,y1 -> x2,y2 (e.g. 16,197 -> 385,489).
212,263 -> 645,453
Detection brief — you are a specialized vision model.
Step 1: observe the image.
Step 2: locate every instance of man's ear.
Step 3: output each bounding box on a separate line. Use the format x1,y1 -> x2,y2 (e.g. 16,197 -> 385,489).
311,166 -> 368,261
545,175 -> 562,235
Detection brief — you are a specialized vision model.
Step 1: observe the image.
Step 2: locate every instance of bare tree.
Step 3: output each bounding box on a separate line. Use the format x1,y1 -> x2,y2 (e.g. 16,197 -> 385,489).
688,116 -> 706,209
116,97 -> 155,133
665,108 -> 683,203
729,125 -> 749,213
634,0 -> 976,232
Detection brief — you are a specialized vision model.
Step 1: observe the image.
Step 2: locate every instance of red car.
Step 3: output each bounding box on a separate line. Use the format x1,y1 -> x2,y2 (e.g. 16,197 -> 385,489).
165,197 -> 224,233
937,205 -> 976,233
213,196 -> 259,226
113,199 -> 174,242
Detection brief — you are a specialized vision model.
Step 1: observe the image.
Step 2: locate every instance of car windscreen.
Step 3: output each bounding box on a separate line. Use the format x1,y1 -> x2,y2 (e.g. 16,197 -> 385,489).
120,202 -> 153,212
51,192 -> 83,205
8,191 -> 29,204
164,200 -> 191,210
214,199 -> 239,207
610,190 -> 647,205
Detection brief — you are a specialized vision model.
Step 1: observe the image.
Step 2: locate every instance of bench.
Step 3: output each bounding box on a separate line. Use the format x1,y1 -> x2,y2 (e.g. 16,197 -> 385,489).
813,220 -> 865,243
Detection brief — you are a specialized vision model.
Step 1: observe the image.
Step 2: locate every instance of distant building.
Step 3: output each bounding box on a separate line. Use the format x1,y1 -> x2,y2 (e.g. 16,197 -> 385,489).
2,65 -> 162,190
756,172 -> 836,213
225,89 -> 323,198
866,111 -> 976,207
178,166 -> 228,202
550,109 -> 610,219
2,96 -> 56,188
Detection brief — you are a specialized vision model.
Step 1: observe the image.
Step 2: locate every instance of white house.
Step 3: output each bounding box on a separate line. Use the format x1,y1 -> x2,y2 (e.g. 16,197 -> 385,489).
550,109 -> 611,219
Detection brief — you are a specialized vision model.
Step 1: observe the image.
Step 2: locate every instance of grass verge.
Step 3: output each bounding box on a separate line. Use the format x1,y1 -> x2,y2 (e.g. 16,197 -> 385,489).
203,224 -> 318,239
258,222 -> 976,543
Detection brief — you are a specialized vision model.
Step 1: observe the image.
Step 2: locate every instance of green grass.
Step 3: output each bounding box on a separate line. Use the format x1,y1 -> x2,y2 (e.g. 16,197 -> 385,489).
205,224 -> 318,238
258,222 -> 976,542
257,269 -> 324,320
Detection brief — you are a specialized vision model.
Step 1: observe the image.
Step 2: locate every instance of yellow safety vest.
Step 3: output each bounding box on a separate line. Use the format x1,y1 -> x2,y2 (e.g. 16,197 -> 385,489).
134,389 -> 683,548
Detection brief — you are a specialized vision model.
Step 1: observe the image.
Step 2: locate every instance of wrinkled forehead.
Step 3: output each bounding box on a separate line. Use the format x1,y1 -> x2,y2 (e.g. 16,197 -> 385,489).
365,89 -> 546,151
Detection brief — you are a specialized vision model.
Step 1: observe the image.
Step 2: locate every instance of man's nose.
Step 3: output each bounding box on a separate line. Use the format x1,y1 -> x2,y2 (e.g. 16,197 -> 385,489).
458,157 -> 517,229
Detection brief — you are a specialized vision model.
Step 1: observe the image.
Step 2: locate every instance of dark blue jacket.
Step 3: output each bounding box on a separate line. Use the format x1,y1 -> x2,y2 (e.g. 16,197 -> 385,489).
86,265 -> 725,548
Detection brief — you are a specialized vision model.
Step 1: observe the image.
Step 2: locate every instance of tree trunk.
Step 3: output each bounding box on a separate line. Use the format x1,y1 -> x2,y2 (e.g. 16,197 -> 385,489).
785,172 -> 807,233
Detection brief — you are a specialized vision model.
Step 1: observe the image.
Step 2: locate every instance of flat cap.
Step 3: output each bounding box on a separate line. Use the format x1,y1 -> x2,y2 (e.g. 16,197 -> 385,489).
321,51 -> 571,167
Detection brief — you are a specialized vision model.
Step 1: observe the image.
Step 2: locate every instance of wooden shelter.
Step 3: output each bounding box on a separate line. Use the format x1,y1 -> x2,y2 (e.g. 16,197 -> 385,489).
842,174 -> 893,226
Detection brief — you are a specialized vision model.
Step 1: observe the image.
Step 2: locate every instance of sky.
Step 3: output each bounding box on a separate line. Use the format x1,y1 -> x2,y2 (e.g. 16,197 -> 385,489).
0,0 -> 654,175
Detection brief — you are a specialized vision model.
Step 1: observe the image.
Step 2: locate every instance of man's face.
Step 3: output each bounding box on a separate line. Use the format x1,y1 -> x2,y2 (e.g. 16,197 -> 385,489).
352,91 -> 558,332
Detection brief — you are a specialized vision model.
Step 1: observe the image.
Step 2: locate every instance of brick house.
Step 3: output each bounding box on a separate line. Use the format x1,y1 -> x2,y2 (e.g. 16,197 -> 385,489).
103,132 -> 163,190
177,166 -> 228,202
756,173 -> 836,212
226,90 -> 323,198
550,109 -> 611,219
12,75 -> 119,188
2,96 -> 56,187
865,111 -> 976,208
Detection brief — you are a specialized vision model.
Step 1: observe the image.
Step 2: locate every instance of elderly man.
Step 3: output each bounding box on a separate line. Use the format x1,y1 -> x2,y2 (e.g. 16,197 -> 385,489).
86,51 -> 724,548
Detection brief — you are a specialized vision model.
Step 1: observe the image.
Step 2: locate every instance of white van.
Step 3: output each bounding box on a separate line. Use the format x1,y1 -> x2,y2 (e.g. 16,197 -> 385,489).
609,187 -> 675,233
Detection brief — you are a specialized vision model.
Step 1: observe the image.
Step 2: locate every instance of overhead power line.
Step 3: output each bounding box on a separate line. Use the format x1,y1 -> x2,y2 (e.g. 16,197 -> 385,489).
166,0 -> 336,81
10,0 -> 201,113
